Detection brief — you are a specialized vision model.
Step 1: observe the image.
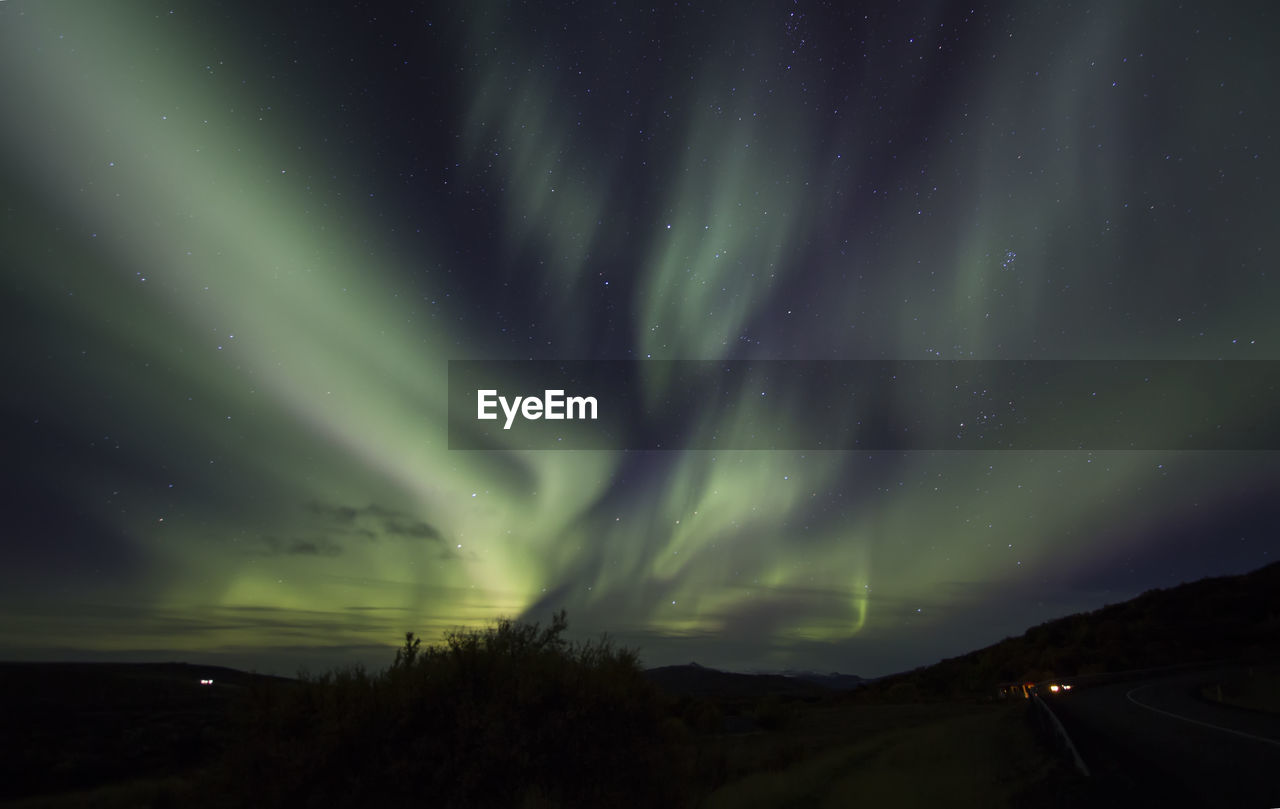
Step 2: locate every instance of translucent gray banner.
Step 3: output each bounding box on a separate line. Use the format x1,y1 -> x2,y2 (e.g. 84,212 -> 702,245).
447,361 -> 1280,450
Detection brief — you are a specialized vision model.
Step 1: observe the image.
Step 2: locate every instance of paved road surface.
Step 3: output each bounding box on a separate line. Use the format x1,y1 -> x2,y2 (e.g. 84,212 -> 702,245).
1046,667 -> 1280,808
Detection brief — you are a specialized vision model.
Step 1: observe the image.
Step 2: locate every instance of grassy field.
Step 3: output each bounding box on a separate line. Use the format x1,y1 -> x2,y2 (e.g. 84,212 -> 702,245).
696,699 -> 1086,809
1200,664 -> 1280,715
0,662 -> 253,807
1,774 -> 201,809
1,698 -> 1086,809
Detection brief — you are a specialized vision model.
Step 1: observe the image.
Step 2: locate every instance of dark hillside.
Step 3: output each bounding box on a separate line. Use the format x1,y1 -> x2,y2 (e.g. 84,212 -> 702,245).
859,561 -> 1280,702
645,663 -> 836,699
0,662 -> 285,801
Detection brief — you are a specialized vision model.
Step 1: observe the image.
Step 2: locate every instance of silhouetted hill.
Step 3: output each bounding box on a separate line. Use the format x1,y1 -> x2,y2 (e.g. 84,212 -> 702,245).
644,662 -> 845,698
0,662 -> 288,801
859,560 -> 1280,702
774,669 -> 866,690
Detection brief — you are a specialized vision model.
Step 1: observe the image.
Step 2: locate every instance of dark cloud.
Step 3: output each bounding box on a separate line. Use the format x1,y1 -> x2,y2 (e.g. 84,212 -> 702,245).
286,538 -> 344,557
249,535 -> 344,557
305,502 -> 359,523
303,501 -> 444,544
382,520 -> 442,541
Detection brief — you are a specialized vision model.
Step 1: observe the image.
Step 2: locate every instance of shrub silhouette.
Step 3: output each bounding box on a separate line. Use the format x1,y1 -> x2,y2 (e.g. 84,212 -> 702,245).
217,611 -> 689,808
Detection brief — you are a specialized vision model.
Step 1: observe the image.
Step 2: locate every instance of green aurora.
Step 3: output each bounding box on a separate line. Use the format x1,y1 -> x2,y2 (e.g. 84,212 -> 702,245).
1,1 -> 1277,675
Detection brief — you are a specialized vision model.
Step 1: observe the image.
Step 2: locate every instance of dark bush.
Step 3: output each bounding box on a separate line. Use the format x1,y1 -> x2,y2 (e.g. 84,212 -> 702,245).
214,611 -> 690,808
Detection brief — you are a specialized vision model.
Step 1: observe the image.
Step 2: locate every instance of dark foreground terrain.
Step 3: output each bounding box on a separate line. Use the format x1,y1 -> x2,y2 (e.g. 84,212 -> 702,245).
0,627 -> 1089,809
0,662 -> 279,803
0,661 -> 1085,809
4,561 -> 1278,808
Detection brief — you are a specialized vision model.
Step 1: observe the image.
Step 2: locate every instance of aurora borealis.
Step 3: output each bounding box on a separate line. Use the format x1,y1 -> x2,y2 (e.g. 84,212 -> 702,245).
2,0 -> 1277,677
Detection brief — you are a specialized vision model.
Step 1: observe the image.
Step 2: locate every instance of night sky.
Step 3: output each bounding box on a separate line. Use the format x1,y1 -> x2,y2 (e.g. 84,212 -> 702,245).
2,0 -> 1277,677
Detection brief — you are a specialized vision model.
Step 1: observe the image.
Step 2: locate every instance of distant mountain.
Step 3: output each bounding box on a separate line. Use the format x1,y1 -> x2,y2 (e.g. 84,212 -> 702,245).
775,670 -> 866,690
644,663 -> 818,698
858,560 -> 1280,702
644,662 -> 863,698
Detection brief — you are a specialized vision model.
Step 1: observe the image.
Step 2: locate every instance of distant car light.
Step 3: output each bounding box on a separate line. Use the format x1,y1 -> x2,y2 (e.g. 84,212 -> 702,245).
199,678 -> 214,685
1049,684 -> 1060,692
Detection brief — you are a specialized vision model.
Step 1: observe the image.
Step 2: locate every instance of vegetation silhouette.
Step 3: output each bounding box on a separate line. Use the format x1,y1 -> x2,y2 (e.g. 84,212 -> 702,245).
217,610 -> 690,808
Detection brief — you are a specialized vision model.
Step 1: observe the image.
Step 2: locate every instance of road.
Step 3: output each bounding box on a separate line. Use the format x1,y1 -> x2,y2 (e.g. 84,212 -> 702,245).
1045,667 -> 1280,808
